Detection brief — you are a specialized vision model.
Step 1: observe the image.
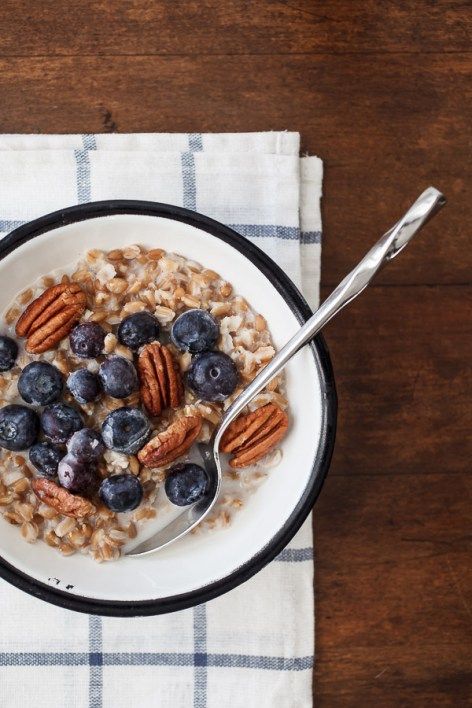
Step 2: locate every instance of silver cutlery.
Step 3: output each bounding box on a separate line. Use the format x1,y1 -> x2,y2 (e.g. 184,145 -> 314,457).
127,186 -> 446,557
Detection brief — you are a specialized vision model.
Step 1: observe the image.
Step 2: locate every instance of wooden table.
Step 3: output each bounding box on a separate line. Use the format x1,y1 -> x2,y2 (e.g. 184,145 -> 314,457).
0,2 -> 470,704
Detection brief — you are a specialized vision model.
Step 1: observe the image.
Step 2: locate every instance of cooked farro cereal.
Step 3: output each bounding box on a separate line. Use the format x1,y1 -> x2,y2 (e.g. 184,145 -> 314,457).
0,246 -> 289,561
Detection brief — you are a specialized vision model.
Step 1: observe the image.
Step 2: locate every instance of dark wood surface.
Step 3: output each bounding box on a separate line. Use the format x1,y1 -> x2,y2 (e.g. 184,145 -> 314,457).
0,2 -> 470,704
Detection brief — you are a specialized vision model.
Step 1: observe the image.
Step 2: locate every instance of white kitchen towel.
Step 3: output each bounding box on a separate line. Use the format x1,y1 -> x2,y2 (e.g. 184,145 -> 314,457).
0,132 -> 322,708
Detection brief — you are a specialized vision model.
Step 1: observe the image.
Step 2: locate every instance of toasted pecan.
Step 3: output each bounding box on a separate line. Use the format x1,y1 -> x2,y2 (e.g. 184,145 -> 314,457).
16,283 -> 87,353
220,403 -> 288,468
137,415 -> 202,467
138,342 -> 184,417
32,478 -> 96,518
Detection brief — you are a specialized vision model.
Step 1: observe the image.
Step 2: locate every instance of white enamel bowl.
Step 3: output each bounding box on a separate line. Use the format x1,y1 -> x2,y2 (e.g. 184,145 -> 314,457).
0,202 -> 336,615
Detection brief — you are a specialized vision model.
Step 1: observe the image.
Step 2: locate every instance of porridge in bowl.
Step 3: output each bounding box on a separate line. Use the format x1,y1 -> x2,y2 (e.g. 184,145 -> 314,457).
0,246 -> 289,562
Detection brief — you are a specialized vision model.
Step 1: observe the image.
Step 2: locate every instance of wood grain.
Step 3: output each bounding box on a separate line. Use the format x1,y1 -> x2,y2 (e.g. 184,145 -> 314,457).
0,1 -> 470,55
0,1 -> 470,704
322,285 -> 472,476
315,473 -> 472,705
0,53 -> 470,285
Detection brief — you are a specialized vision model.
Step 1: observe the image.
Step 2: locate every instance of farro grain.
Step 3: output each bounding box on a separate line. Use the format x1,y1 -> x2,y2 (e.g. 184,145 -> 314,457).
45,530 -> 60,547
179,352 -> 192,372
81,523 -> 93,539
101,542 -> 120,561
147,248 -> 165,261
52,351 -> 70,375
123,245 -> 141,260
125,391 -> 141,407
71,269 -> 89,283
4,511 -> 21,524
133,507 -> 157,522
107,528 -> 129,545
181,294 -> 200,308
20,464 -> 33,479
32,513 -> 44,526
107,249 -> 124,261
107,278 -> 128,294
210,302 -> 233,317
126,279 -> 144,295
87,249 -> 103,262
255,314 -> 266,331
155,305 -> 175,323
121,300 -> 146,315
129,456 -> 140,475
126,521 -> 137,539
220,282 -> 232,297
5,306 -> 20,325
68,529 -> 87,548
38,502 -> 58,520
95,292 -> 109,306
19,288 -> 33,305
54,516 -> 76,538
103,333 -> 117,353
13,501 -> 34,522
21,521 -> 39,543
58,543 -> 76,556
90,310 -> 108,323
114,343 -> 133,360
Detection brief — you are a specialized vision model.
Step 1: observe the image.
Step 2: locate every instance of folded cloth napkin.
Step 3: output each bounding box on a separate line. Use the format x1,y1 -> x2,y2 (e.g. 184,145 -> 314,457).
0,132 -> 322,708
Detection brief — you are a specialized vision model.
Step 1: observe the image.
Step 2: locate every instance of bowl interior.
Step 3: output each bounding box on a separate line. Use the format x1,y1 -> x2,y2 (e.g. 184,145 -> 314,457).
0,211 -> 326,605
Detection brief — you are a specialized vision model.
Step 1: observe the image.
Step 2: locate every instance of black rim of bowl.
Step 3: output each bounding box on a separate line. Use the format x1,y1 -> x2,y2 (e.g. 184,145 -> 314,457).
0,200 -> 337,616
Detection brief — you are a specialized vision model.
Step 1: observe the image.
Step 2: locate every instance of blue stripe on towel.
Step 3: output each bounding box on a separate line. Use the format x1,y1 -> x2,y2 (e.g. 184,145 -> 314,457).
229,224 -> 321,244
0,651 -> 314,670
74,149 -> 92,203
88,616 -> 103,708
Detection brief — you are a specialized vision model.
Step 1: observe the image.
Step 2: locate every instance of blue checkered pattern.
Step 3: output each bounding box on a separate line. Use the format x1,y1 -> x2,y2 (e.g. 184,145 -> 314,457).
0,132 -> 322,707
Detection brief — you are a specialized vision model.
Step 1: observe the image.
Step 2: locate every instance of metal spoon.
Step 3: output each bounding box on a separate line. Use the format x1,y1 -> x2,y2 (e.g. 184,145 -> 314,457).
126,186 -> 445,557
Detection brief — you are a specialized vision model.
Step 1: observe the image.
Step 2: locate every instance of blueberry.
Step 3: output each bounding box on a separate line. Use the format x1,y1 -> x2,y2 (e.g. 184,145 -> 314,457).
18,361 -> 63,406
101,407 -> 151,455
29,442 -> 62,479
0,404 -> 39,451
67,368 -> 101,404
0,335 -> 18,372
58,454 -> 99,495
41,403 -> 83,444
69,322 -> 106,359
67,428 -> 105,462
99,473 -> 143,512
171,309 -> 219,354
117,312 -> 160,351
187,351 -> 239,402
99,356 -> 138,399
165,463 -> 210,506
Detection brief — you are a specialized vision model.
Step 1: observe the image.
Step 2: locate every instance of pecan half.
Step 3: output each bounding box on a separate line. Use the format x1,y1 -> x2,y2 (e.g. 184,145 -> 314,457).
220,403 -> 289,468
137,415 -> 202,467
138,342 -> 184,417
32,478 -> 95,518
16,283 -> 87,353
